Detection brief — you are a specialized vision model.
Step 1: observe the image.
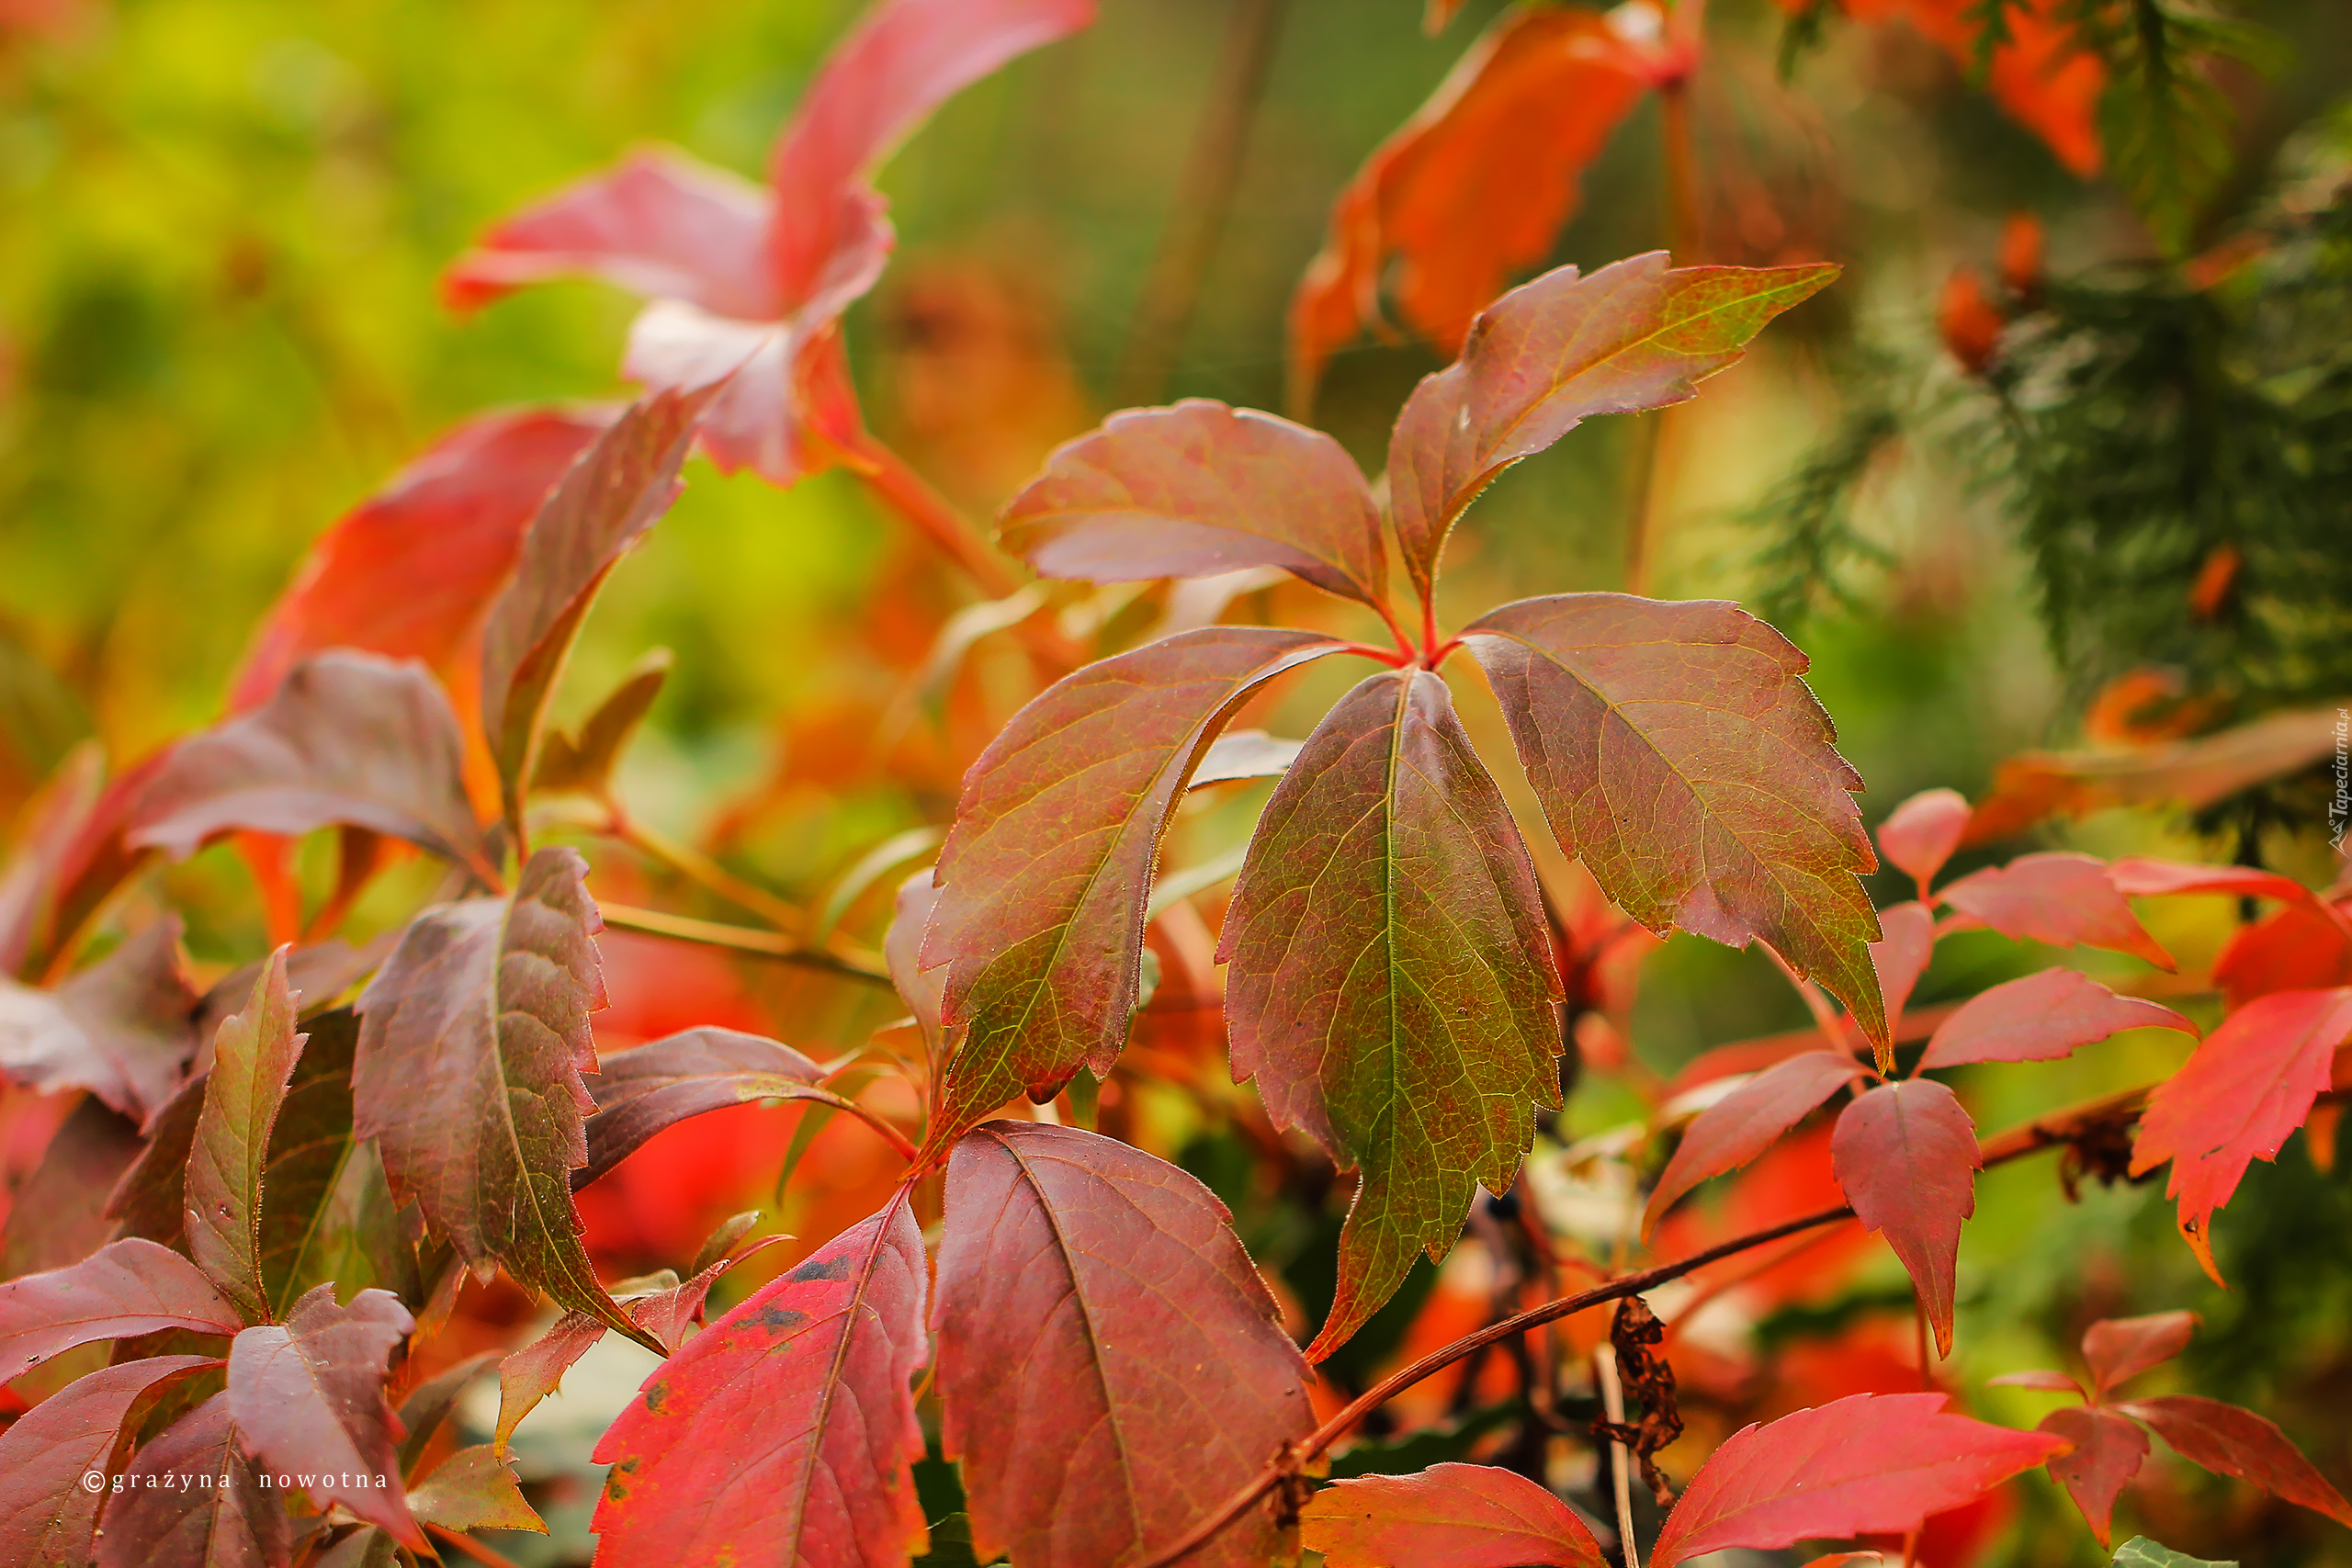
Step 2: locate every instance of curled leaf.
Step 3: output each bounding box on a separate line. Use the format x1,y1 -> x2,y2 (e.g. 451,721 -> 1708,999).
577,1027 -> 832,1189
1644,1051 -> 1868,1238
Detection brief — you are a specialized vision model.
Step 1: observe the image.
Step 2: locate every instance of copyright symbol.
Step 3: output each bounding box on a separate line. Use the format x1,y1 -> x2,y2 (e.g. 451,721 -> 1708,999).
79,1472 -> 105,1494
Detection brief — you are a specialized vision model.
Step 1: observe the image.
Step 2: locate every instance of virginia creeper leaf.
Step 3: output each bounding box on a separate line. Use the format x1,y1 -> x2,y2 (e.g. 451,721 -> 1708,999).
0,1237 -> 241,1377
395,1350 -> 503,1478
1939,853 -> 2174,970
1987,1369 -> 2086,1394
1830,1078 -> 1980,1355
1872,900 -> 1937,1029
93,1393 -> 290,1568
1645,1393 -> 2066,1566
2114,1395 -> 2352,1527
924,627 -> 1340,1144
591,1198 -> 931,1567
998,400 -> 1387,608
353,847 -> 650,1348
933,1122 -> 1315,1568
232,408 -> 615,713
1389,256 -> 1837,598
1877,787 -> 1970,896
575,1026 -> 832,1189
6,1097 -> 144,1275
0,1356 -> 218,1568
531,646 -> 673,799
128,654 -> 484,871
254,1010 -> 414,1318
2217,900 -> 2352,1010
2083,1311 -> 2199,1396
2128,987 -> 2352,1284
1297,1462 -> 1605,1567
1643,1051 -> 1867,1238
225,1284 -> 422,1549
105,1075 -> 207,1247
1464,592 -> 1884,1046
1918,968 -> 2195,1070
186,948 -> 306,1325
2041,1404 -> 2150,1551
1221,669 -> 1561,1359
0,917 -> 199,1121
407,1445 -> 546,1535
2106,856 -> 2325,910
479,384 -> 719,829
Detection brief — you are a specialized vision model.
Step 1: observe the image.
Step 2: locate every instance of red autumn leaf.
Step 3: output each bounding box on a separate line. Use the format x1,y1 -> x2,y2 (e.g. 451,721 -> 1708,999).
1289,4 -> 1685,402
444,0 -> 1093,486
1644,1051 -> 1869,1238
2114,1395 -> 2352,1528
232,407 -> 615,715
186,947 -> 306,1325
19,750 -> 178,979
0,916 -> 199,1121
226,1284 -> 423,1549
479,383 -> 720,828
1464,593 -> 1886,1048
1645,1392 -> 2065,1566
1298,1462 -> 1605,1568
885,868 -> 946,1061
2215,900 -> 2352,1010
591,1197 -> 932,1567
353,847 -> 650,1348
93,1392 -> 292,1568
1939,852 -> 2174,970
1387,256 -> 1837,601
923,627 -> 1340,1144
1937,268 -> 2005,372
1917,967 -> 2194,1070
997,400 -> 1388,609
2082,1310 -> 2198,1396
2106,856 -> 2330,910
1875,787 -> 1970,897
933,1122 -> 1315,1568
0,1355 -> 219,1567
1872,901 -> 1937,1028
2130,987 -> 2352,1284
0,1236 -> 243,1377
128,653 -> 486,874
2040,1404 -> 2149,1550
1986,1368 -> 2085,1394
1830,1079 -> 1980,1355
1871,0 -> 2103,178
576,1026 -> 843,1189
0,744 -> 103,975
1221,669 -> 1561,1359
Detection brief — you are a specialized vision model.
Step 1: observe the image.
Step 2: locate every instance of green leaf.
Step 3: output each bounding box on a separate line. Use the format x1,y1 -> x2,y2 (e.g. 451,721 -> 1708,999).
2113,1539 -> 2236,1568
185,947 -> 305,1325
352,846 -> 656,1351
924,626 -> 1342,1145
256,1008 -> 420,1317
1463,592 -> 1886,1049
1220,669 -> 1562,1359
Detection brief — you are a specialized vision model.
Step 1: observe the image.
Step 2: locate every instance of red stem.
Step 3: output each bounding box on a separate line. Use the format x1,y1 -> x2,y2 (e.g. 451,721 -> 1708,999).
1335,639 -> 1415,669
847,434 -> 1026,600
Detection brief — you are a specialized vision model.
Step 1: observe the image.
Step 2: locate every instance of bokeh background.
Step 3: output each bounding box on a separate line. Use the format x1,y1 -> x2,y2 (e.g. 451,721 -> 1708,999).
4,0 -> 2351,1562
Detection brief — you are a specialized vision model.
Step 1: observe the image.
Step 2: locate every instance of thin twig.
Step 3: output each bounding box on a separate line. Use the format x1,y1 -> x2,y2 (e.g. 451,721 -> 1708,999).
615,814 -> 807,934
1596,1344 -> 1643,1568
424,1523 -> 526,1568
1758,942 -> 1858,1060
596,901 -> 894,986
848,434 -> 1026,599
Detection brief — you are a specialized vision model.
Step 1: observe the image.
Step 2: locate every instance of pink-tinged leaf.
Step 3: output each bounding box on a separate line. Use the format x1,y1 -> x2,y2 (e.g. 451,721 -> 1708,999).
2041,1404 -> 2149,1551
1645,1393 -> 2066,1567
1872,901 -> 1937,1030
2082,1311 -> 2199,1397
998,400 -> 1387,608
924,627 -> 1340,1144
1939,852 -> 2174,970
934,1122 -> 1314,1568
227,1285 -> 420,1549
231,408 -> 615,714
407,1446 -> 546,1536
5,1098 -> 144,1276
2106,856 -> 2324,910
591,1198 -> 931,1568
1830,1079 -> 1980,1355
1643,1051 -> 1868,1238
353,847 -> 650,1348
1298,1463 -> 1604,1567
0,1356 -> 218,1568
185,948 -> 307,1324
886,868 -> 947,1063
1221,670 -> 1562,1359
1464,593 -> 1885,1048
93,1393 -> 291,1568
1986,1369 -> 2085,1393
2115,1395 -> 2352,1528
0,917 -> 199,1121
1918,968 -> 2195,1071
2128,987 -> 2352,1285
577,1027 -> 833,1189
479,384 -> 720,828
442,148 -> 775,317
1388,257 -> 1836,598
0,1237 -> 242,1377
0,744 -> 104,976
105,1077 -> 207,1247
129,654 -> 484,872
1877,788 -> 1971,897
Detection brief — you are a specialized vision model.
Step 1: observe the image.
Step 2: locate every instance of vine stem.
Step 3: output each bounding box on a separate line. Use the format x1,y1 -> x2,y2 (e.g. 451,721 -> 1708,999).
1760,942 -> 1860,1062
614,813 -> 806,934
847,434 -> 1024,599
1133,1079 -> 2199,1568
596,900 -> 894,986
426,1523 -> 526,1568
